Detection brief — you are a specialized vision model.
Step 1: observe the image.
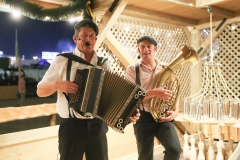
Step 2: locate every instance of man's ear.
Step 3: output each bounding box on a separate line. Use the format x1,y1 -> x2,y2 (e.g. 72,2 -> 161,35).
137,48 -> 141,59
73,35 -> 77,43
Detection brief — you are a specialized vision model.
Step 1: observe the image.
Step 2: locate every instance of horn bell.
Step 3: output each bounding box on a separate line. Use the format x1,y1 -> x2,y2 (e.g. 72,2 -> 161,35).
150,44 -> 199,122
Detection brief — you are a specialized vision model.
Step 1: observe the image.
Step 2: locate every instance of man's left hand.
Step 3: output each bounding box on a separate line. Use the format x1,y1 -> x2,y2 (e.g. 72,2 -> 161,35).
129,109 -> 140,124
160,110 -> 178,122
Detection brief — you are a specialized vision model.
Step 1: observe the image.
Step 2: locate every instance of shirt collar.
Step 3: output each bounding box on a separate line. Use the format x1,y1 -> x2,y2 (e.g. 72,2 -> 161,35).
139,59 -> 165,69
73,48 -> 98,66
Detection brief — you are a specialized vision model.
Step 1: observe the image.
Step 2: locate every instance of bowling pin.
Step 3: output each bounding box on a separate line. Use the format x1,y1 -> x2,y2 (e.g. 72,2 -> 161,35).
216,140 -> 224,160
190,137 -> 197,160
197,141 -> 205,160
183,132 -> 190,159
228,135 -> 234,159
207,138 -> 215,160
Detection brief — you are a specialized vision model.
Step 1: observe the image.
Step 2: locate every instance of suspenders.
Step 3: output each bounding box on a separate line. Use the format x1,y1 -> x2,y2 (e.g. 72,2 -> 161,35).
57,53 -> 107,114
135,63 -> 141,86
58,52 -> 107,81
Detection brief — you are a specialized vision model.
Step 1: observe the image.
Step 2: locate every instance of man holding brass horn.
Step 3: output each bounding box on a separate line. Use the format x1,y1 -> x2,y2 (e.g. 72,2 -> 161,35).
125,36 -> 181,160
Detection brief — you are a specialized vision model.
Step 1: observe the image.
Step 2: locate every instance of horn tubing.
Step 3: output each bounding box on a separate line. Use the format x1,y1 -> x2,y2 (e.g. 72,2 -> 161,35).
150,44 -> 199,122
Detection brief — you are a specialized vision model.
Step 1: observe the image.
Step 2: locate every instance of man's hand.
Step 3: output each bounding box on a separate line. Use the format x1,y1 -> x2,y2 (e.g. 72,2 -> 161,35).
129,109 -> 140,124
160,110 -> 178,122
155,86 -> 172,101
55,81 -> 79,93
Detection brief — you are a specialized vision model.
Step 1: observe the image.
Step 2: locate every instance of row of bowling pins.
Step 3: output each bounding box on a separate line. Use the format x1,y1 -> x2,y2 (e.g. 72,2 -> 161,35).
183,132 -> 232,160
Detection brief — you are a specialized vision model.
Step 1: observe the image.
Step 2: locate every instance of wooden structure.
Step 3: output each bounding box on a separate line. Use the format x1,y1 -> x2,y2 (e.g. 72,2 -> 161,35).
0,103 -> 57,125
0,104 -> 239,159
0,0 -> 239,159
0,85 -> 17,100
0,104 -> 164,160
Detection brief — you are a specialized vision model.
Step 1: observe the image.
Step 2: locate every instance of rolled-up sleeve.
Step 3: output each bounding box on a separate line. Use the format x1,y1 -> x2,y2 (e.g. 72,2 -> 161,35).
125,65 -> 136,83
38,56 -> 66,86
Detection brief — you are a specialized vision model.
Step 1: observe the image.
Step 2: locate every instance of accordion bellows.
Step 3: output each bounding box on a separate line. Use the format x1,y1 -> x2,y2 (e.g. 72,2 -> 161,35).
69,67 -> 147,133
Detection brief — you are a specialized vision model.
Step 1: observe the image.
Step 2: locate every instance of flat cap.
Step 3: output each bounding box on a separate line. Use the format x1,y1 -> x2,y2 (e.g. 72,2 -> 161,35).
137,36 -> 158,46
74,19 -> 99,36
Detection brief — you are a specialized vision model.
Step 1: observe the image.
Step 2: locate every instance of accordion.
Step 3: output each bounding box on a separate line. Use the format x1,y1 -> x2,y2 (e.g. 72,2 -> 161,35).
68,67 -> 147,133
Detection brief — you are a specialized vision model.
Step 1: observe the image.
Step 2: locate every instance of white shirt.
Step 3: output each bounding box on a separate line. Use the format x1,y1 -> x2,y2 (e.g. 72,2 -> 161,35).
38,48 -> 110,118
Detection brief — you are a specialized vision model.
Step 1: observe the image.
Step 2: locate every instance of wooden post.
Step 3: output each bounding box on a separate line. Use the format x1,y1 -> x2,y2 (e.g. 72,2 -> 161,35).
49,114 -> 56,126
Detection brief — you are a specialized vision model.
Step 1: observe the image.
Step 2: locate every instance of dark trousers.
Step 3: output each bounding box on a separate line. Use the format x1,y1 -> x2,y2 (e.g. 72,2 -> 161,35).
58,118 -> 108,160
133,111 -> 181,160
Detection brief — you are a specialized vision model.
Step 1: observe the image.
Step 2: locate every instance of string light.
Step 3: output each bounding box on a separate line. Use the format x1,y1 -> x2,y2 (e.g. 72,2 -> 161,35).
45,16 -> 50,21
12,10 -> 21,19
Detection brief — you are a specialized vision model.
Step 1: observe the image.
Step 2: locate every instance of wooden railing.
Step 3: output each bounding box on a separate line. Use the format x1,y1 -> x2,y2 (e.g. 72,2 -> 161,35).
0,104 -> 163,160
0,85 -> 18,100
1,104 -> 239,159
0,103 -> 57,125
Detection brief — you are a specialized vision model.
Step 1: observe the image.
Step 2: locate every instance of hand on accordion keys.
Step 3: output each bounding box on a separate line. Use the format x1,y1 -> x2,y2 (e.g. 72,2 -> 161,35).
55,81 -> 79,94
129,109 -> 141,124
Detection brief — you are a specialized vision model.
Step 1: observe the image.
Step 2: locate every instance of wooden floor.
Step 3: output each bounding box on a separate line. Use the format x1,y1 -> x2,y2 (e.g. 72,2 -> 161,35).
116,152 -> 184,160
115,144 -> 184,160
154,153 -> 184,160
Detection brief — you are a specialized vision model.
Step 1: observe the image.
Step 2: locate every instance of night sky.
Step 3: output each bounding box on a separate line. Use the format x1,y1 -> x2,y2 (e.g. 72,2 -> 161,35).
0,11 -> 76,59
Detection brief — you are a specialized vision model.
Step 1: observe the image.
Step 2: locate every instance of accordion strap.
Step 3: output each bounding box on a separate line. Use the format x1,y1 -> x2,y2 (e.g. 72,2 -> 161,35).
135,63 -> 145,112
58,52 -> 108,80
58,53 -> 95,67
97,56 -> 108,66
135,63 -> 141,86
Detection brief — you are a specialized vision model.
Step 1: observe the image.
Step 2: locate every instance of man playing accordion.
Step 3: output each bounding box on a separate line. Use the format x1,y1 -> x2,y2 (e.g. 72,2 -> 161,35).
37,20 -> 140,160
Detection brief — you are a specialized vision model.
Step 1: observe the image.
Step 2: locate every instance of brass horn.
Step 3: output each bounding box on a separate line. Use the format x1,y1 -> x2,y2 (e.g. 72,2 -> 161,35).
150,44 -> 199,122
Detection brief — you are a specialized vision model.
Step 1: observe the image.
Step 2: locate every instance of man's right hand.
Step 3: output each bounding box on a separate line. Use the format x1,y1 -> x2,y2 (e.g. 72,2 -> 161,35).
55,81 -> 79,93
154,86 -> 172,101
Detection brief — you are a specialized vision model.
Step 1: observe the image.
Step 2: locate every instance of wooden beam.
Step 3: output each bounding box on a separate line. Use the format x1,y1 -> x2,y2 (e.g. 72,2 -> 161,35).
94,0 -> 128,50
92,1 -> 113,12
0,125 -> 59,148
174,121 -> 186,134
104,32 -> 134,68
197,18 -> 228,57
196,0 -> 231,7
183,26 -> 191,43
197,4 -> 240,28
193,5 -> 235,28
93,2 -> 240,30
0,103 -> 56,123
165,0 -> 196,6
122,6 -> 198,26
175,121 -> 196,134
211,6 -> 235,18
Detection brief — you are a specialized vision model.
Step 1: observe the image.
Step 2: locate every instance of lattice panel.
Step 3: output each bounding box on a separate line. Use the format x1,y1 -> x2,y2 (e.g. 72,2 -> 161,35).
202,23 -> 240,99
97,18 -> 191,99
97,43 -> 126,76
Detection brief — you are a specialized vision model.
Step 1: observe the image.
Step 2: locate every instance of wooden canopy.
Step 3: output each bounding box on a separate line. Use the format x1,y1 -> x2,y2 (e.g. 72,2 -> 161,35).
0,0 -> 239,29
